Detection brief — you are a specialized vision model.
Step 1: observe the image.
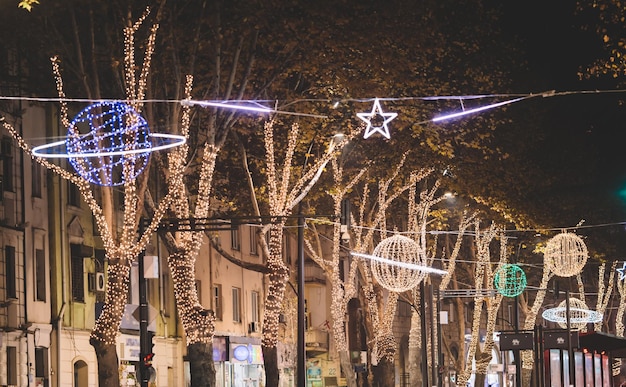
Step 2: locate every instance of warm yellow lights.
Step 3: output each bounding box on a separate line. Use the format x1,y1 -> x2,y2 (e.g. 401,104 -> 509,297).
521,263 -> 554,370
259,121 -> 353,349
457,224 -> 501,386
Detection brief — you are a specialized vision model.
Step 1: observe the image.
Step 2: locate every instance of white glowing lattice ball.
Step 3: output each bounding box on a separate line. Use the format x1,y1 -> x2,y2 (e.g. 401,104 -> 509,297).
543,232 -> 588,277
370,234 -> 427,292
541,297 -> 602,331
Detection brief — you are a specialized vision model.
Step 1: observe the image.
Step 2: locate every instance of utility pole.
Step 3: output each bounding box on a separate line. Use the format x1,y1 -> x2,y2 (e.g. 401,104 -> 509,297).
297,211 -> 306,387
138,219 -> 155,387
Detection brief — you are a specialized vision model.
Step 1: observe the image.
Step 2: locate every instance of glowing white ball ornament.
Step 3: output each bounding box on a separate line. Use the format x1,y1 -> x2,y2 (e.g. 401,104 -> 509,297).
543,232 -> 588,277
369,234 -> 427,292
541,297 -> 602,330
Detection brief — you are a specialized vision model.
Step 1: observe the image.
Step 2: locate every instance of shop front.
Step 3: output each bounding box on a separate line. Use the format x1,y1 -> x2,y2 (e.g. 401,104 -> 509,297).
189,336 -> 265,386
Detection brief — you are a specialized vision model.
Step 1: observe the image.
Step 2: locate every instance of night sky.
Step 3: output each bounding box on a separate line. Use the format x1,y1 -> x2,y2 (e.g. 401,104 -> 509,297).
498,0 -> 626,225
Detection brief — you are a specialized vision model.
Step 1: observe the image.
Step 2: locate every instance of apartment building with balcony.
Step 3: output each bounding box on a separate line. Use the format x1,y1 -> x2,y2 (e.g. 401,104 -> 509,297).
195,223 -> 293,387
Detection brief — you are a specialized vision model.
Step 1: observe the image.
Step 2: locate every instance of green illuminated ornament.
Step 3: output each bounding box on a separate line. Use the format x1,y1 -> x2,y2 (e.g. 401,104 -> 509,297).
493,264 -> 527,297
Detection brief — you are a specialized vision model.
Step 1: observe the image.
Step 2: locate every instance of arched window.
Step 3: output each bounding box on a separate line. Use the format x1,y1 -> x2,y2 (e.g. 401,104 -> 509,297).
73,360 -> 88,387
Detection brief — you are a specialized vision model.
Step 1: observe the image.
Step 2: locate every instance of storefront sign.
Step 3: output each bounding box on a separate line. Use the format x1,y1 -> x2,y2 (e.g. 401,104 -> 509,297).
233,345 -> 250,362
499,332 -> 534,350
213,336 -> 227,362
544,331 -> 579,349
118,334 -> 140,361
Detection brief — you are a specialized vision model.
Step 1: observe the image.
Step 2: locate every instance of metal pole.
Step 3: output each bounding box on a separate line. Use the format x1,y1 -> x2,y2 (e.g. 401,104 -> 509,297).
436,288 -> 443,387
429,283 -> 437,387
538,325 -> 545,387
533,324 -> 541,387
297,212 -> 306,387
513,256 -> 521,387
565,290 -> 574,387
139,220 -> 149,387
420,281 -> 429,387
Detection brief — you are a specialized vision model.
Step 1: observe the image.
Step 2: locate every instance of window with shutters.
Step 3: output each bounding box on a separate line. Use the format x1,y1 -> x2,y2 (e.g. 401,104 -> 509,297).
5,245 -> 16,299
232,287 -> 241,323
36,248 -> 45,301
71,252 -> 84,303
213,284 -> 222,320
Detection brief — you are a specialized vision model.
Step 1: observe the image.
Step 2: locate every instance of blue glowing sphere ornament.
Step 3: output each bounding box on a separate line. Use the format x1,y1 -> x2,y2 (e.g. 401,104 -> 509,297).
493,264 -> 527,297
65,102 -> 151,186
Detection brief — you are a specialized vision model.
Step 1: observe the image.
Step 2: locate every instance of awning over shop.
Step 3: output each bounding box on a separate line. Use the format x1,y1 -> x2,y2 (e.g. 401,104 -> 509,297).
578,332 -> 626,357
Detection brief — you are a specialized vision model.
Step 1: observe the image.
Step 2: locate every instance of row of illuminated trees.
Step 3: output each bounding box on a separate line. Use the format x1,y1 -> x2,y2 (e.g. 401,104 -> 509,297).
2,2 -> 625,387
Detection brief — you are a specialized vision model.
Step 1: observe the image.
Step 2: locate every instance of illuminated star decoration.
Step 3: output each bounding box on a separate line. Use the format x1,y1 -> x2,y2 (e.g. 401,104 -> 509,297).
617,261 -> 626,281
357,98 -> 397,139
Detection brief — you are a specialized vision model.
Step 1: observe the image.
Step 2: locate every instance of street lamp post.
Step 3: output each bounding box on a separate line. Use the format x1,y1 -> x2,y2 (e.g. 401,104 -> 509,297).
297,211 -> 306,387
420,281 -> 429,387
138,220 -> 155,387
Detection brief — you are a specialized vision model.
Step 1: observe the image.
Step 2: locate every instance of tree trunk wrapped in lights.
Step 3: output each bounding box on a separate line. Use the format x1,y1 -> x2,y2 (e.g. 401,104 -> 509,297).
412,211 -> 474,384
408,289 -> 423,385
304,157 -> 367,387
593,262 -> 616,332
157,75 -> 220,386
241,120 -> 351,387
1,9 -> 172,386
614,273 -> 626,376
520,260 -> 554,386
404,173 -> 475,385
457,223 -> 501,387
347,157 -> 434,387
472,232 -> 506,387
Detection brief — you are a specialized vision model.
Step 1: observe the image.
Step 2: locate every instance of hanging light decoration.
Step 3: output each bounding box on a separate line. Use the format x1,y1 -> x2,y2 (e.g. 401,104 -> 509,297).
31,101 -> 185,186
543,232 -> 588,277
494,263 -> 527,297
368,234 -> 428,292
541,297 -> 602,330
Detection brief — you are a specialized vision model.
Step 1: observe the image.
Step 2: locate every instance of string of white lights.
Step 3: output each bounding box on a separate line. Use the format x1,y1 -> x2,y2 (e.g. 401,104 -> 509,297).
308,217 -> 626,237
351,251 -> 448,275
3,87 -> 626,120
3,88 -> 625,105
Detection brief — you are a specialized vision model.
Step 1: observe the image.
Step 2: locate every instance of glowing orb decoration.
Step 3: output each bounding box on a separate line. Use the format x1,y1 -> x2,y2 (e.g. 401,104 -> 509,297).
541,298 -> 602,330
543,232 -> 588,277
369,234 -> 427,292
32,101 -> 186,186
493,264 -> 527,297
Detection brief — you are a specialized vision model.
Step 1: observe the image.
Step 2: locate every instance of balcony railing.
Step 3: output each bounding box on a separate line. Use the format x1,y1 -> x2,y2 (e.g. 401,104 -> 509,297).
305,328 -> 328,351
